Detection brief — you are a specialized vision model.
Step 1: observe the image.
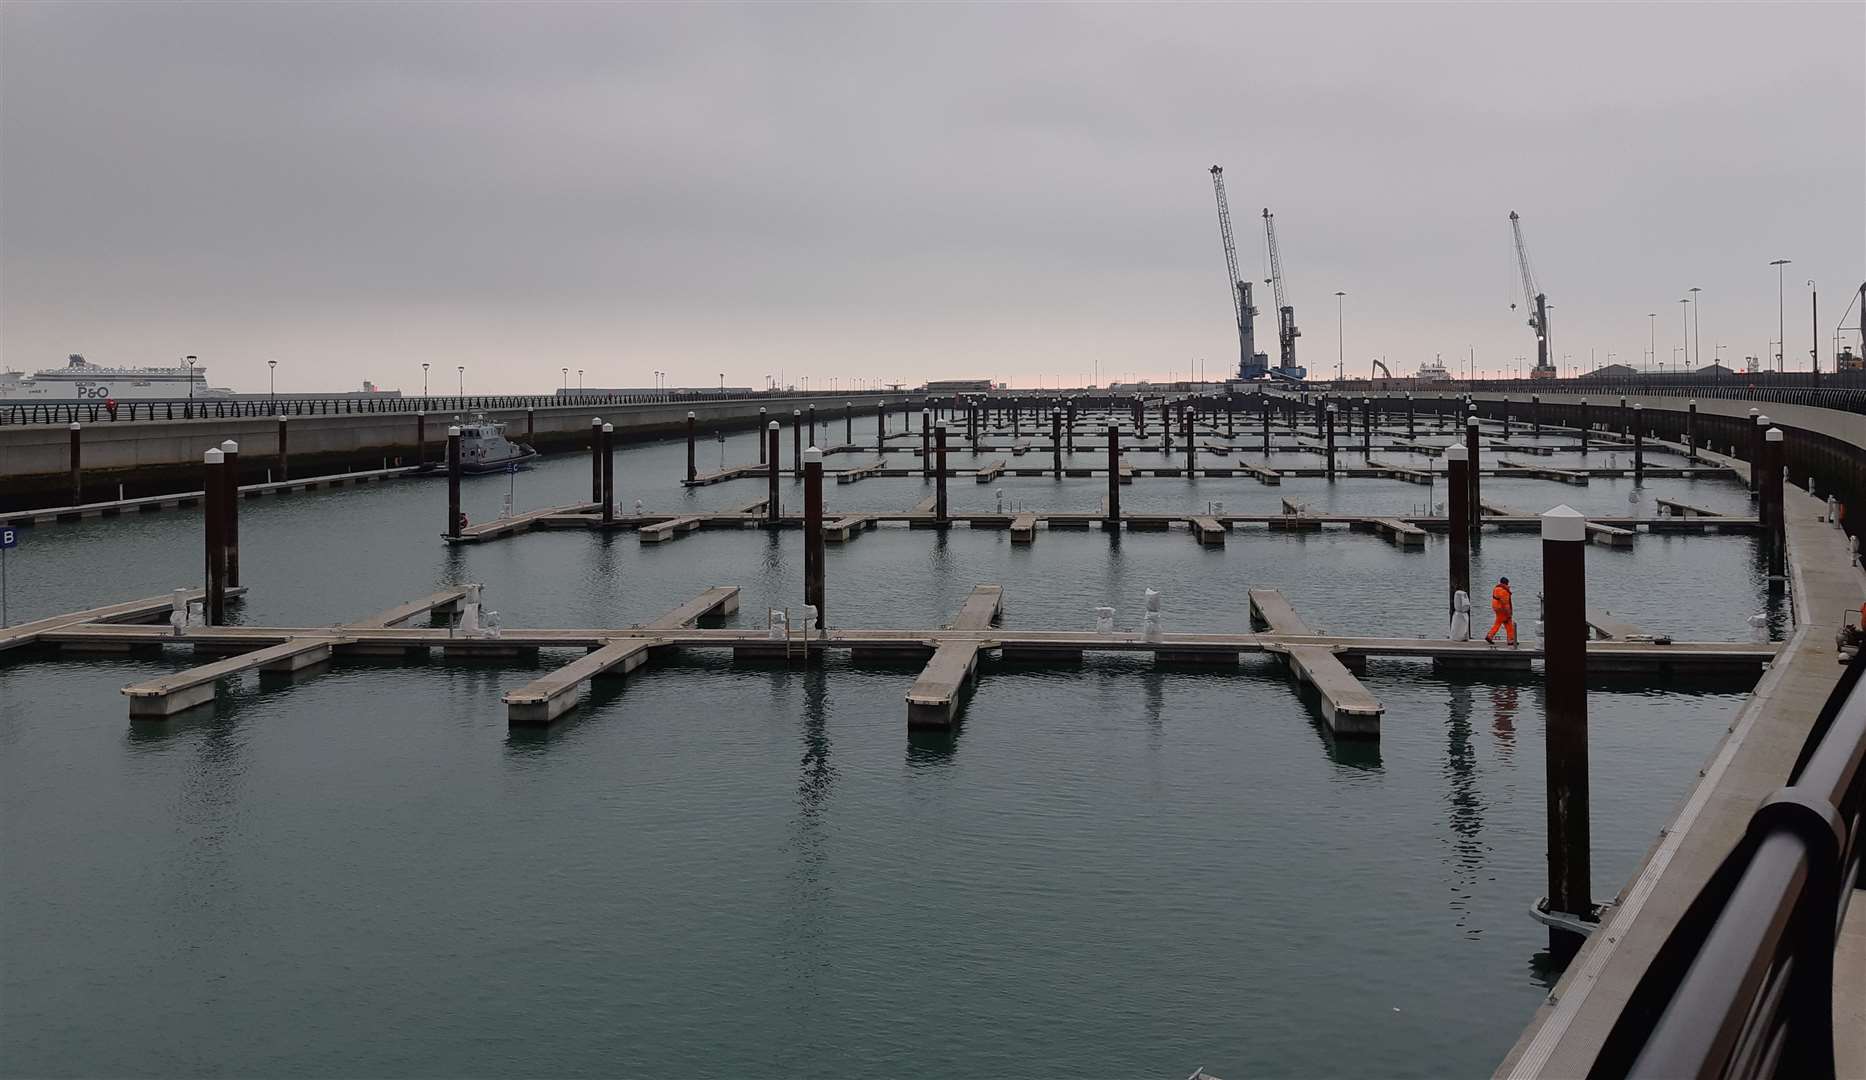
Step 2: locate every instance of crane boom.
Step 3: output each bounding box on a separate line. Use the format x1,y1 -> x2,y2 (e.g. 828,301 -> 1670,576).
1210,166 -> 1265,379
1262,208 -> 1300,373
1509,210 -> 1554,377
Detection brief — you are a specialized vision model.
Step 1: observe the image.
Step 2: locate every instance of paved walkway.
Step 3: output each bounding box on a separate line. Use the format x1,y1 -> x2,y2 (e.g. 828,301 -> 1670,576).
1496,434 -> 1863,1077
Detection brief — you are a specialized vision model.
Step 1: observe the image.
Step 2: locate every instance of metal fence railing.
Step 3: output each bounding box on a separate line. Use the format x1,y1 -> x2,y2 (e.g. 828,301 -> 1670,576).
1588,651 -> 1866,1079
0,388 -> 905,427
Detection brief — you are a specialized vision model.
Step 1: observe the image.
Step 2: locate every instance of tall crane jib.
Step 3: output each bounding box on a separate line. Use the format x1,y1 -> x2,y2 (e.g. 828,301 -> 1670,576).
1210,166 -> 1267,380
1509,210 -> 1556,379
1262,208 -> 1302,377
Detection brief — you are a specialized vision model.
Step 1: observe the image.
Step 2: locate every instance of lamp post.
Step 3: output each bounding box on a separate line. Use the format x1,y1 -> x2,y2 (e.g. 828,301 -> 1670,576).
577,368 -> 583,390
422,362 -> 429,396
1647,312 -> 1656,372
561,367 -> 568,391
1335,291 -> 1346,379
456,365 -> 464,396
268,359 -> 277,398
1688,286 -> 1702,369
186,355 -> 197,403
1770,259 -> 1792,371
1679,297 -> 1690,376
1808,280 -> 1819,376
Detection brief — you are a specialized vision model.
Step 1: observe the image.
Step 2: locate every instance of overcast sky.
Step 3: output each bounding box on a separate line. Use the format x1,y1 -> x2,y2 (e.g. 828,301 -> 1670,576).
3,2 -> 1861,394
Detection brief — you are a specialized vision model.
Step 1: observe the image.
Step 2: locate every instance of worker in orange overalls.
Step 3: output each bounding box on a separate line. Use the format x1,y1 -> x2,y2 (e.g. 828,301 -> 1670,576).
1485,576 -> 1517,646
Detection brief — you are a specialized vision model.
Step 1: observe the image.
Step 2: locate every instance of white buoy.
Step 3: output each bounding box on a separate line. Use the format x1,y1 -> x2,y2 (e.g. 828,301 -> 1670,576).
1748,611 -> 1768,643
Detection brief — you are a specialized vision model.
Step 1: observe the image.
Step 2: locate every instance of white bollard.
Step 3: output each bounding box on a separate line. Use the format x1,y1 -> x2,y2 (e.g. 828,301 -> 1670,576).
1748,612 -> 1768,643
170,588 -> 190,637
1142,589 -> 1162,641
767,609 -> 788,640
1094,606 -> 1116,634
1449,589 -> 1472,641
1827,495 -> 1838,524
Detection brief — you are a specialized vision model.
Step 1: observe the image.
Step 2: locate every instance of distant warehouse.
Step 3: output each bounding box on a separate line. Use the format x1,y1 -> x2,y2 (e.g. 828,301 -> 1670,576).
925,379 -> 995,392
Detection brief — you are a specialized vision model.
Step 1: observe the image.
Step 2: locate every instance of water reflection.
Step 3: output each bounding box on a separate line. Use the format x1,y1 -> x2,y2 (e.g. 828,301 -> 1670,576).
1444,681 -> 1487,935
1489,683 -> 1520,764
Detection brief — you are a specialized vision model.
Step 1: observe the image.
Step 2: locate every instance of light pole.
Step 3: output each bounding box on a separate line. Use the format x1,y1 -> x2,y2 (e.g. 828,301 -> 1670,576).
561,367 -> 568,391
1808,280 -> 1818,375
268,359 -> 277,398
1647,313 -> 1657,372
1335,291 -> 1346,379
186,355 -> 197,402
422,362 -> 430,396
577,368 -> 583,390
1688,287 -> 1702,369
1770,259 -> 1792,371
456,365 -> 464,396
1679,297 -> 1691,375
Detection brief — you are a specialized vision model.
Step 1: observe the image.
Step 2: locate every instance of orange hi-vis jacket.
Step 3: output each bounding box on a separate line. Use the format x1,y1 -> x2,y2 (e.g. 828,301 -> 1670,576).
1492,583 -> 1513,619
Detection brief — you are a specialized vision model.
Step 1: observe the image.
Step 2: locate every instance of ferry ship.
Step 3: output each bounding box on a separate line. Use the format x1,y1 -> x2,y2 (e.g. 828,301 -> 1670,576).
1415,355 -> 1452,382
0,355 -> 232,401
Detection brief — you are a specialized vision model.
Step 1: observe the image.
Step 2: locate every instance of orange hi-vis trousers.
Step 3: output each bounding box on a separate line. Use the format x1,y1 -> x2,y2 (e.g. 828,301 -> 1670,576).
1487,615 -> 1517,644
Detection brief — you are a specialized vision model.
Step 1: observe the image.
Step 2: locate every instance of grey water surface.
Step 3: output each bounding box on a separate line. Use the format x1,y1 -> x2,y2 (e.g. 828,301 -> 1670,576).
1,428 -> 1777,1078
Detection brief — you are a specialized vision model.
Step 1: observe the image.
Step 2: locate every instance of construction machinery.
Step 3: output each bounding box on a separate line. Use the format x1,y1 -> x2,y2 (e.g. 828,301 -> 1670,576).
1261,208 -> 1305,380
1371,358 -> 1393,380
1509,211 -> 1558,379
1209,166 -> 1269,380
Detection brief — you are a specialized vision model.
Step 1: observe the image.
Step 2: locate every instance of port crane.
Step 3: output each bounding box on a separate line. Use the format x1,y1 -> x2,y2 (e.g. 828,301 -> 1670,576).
1509,211 -> 1557,379
1209,166 -> 1268,379
1261,208 -> 1304,379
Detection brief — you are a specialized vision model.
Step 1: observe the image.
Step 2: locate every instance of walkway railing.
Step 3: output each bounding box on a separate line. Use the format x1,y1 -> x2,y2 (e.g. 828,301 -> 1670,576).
1337,378 -> 1866,416
0,388 -> 900,426
1589,652 -> 1866,1079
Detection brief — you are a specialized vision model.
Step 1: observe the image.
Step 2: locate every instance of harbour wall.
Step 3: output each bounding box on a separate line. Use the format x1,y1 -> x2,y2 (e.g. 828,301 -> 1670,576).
0,397 -> 889,509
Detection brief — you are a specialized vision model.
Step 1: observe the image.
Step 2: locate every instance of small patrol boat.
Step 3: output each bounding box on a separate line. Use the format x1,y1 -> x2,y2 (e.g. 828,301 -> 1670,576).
454,415 -> 539,474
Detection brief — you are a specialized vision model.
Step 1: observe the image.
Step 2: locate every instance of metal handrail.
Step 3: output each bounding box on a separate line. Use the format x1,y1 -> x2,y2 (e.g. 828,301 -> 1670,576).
1589,652 -> 1866,1079
0,387 -> 920,427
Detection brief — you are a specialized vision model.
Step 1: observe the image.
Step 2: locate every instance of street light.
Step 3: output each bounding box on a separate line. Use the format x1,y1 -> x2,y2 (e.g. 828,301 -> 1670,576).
577,368 -> 583,390
1647,313 -> 1657,372
1335,291 -> 1346,379
1808,280 -> 1818,375
1679,298 -> 1691,376
268,359 -> 277,398
421,362 -> 430,396
1770,259 -> 1792,371
561,367 -> 568,391
456,365 -> 464,396
185,356 -> 197,402
1688,287 -> 1702,369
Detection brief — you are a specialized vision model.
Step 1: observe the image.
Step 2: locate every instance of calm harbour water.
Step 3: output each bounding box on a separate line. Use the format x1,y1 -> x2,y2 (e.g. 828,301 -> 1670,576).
1,423 -> 1778,1078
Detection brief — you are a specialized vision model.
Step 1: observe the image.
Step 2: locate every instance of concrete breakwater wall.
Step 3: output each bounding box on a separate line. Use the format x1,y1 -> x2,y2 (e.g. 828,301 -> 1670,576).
0,396 -> 885,509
